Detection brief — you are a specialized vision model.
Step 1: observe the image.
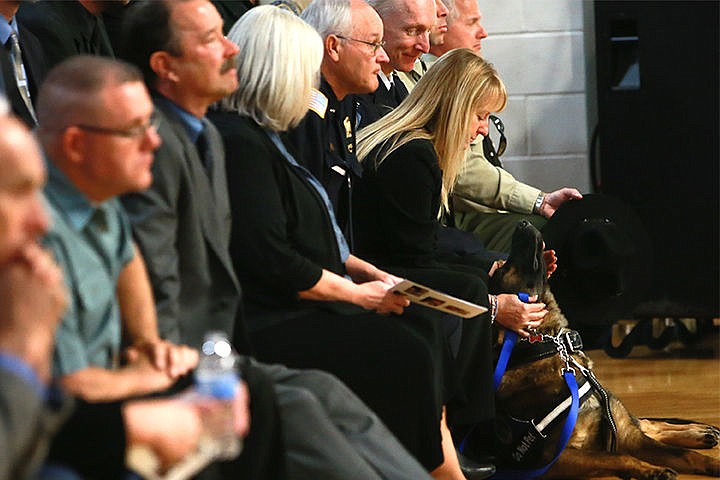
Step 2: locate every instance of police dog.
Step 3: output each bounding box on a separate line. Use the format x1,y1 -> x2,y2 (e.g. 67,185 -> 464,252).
487,220 -> 720,479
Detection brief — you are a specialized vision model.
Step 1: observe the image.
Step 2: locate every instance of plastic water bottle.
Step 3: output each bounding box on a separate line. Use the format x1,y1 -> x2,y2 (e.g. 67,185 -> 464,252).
195,331 -> 242,460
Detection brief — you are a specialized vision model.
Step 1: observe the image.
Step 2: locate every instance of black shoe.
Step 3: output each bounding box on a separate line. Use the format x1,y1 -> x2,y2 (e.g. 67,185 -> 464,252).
457,451 -> 495,480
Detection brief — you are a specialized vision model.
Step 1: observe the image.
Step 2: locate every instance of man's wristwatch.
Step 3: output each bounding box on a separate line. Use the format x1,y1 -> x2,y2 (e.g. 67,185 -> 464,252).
533,192 -> 546,215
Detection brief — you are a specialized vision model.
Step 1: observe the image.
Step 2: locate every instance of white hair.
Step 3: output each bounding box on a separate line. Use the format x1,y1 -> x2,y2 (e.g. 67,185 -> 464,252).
220,6 -> 324,131
301,0 -> 353,39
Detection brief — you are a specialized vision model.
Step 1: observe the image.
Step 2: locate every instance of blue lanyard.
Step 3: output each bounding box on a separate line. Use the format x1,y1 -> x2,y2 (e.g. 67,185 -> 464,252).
492,292 -> 529,390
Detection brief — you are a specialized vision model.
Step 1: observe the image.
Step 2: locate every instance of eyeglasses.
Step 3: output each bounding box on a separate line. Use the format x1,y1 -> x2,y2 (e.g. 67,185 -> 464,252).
489,114 -> 506,157
335,34 -> 386,54
75,114 -> 160,139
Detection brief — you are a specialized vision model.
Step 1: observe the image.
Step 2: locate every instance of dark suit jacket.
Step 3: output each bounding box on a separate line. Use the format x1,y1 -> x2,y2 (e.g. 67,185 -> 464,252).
0,23 -> 46,127
356,74 -> 408,128
18,0 -> 114,70
122,102 -> 285,480
121,99 -> 242,350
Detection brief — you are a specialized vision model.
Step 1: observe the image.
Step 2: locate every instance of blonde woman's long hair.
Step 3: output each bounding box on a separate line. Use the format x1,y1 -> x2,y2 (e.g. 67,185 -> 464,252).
356,49 -> 507,211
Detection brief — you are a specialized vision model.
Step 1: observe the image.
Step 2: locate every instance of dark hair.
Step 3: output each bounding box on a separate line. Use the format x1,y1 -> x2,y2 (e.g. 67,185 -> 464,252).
118,0 -> 185,87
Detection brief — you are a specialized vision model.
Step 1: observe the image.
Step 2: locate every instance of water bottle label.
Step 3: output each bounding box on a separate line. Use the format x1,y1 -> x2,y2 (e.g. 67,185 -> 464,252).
196,372 -> 239,400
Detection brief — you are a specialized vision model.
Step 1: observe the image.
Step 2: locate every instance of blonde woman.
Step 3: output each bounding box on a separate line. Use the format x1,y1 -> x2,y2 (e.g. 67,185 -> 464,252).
354,48 -> 550,466
356,48 -> 506,254
355,47 -> 547,336
209,6 -> 474,479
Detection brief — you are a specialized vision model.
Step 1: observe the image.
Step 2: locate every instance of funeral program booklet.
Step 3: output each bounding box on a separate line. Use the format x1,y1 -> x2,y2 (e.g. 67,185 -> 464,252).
391,279 -> 488,318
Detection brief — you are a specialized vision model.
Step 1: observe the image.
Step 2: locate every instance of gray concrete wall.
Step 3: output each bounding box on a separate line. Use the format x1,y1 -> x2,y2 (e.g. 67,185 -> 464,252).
478,0 -> 592,193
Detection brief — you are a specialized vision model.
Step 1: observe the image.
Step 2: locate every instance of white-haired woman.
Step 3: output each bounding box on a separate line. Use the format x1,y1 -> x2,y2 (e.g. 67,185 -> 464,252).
209,6 -> 471,479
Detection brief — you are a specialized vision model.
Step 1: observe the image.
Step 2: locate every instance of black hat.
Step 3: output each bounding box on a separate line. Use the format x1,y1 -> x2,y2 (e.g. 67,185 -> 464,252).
542,194 -> 652,327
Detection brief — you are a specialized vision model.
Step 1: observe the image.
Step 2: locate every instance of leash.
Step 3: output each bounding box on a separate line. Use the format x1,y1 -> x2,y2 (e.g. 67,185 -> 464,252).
494,292 -> 582,478
459,293 -> 526,453
462,293 -> 584,478
493,329 -> 519,389
459,293 -> 527,453
493,292 -> 529,390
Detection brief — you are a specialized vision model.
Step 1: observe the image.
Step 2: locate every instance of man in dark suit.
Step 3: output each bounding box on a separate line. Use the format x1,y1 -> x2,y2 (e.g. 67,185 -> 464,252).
120,1 -> 433,478
17,0 -> 118,69
0,1 -> 46,126
356,0 -> 436,127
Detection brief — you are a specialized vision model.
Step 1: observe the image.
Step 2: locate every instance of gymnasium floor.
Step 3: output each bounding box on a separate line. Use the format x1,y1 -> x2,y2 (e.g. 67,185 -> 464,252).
588,327 -> 720,480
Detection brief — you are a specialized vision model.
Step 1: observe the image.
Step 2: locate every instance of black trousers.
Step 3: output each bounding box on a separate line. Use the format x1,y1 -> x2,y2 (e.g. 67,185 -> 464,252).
381,262 -> 496,430
249,308 -> 450,471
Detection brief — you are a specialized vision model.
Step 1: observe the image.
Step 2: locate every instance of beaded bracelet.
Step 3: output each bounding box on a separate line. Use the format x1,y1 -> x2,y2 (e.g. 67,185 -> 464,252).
489,294 -> 498,324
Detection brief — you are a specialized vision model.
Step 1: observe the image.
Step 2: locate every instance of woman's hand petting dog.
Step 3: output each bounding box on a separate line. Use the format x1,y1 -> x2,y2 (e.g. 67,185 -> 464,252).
495,294 -> 547,337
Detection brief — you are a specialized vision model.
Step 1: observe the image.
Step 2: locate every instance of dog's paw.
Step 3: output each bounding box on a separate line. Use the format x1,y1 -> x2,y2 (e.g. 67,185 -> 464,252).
679,426 -> 720,449
684,425 -> 720,448
708,425 -> 720,446
704,427 -> 720,448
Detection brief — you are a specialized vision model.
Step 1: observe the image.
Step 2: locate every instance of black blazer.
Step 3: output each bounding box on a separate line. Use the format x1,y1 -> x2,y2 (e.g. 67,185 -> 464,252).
209,112 -> 360,331
354,138 -> 442,267
353,138 -> 497,271
0,23 -> 46,127
18,0 -> 114,70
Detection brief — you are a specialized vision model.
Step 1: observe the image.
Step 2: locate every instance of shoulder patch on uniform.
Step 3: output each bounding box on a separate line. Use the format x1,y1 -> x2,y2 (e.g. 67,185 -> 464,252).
308,88 -> 328,119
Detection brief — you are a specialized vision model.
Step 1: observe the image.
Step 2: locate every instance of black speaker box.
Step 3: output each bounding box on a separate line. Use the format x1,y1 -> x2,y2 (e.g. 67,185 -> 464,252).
593,0 -> 719,317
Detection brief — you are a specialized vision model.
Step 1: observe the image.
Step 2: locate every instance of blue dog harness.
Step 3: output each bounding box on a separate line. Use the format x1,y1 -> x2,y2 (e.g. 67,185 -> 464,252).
462,293 -> 617,479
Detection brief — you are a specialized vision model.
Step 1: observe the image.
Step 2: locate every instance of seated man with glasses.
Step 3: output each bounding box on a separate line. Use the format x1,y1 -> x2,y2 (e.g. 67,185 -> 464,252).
283,0 -> 389,242
36,56 -> 200,403
355,0 -> 436,127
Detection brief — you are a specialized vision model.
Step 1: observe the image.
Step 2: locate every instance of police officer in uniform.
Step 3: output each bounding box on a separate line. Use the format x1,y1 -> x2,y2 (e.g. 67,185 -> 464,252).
285,0 -> 389,245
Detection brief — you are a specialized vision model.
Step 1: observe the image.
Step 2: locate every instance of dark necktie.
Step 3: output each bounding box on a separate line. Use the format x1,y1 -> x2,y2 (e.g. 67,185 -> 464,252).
6,31 -> 36,124
89,16 -> 114,57
391,73 -> 409,105
195,124 -> 214,178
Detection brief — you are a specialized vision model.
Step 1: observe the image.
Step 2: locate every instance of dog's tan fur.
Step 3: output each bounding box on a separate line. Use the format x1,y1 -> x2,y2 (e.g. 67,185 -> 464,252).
489,221 -> 720,479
